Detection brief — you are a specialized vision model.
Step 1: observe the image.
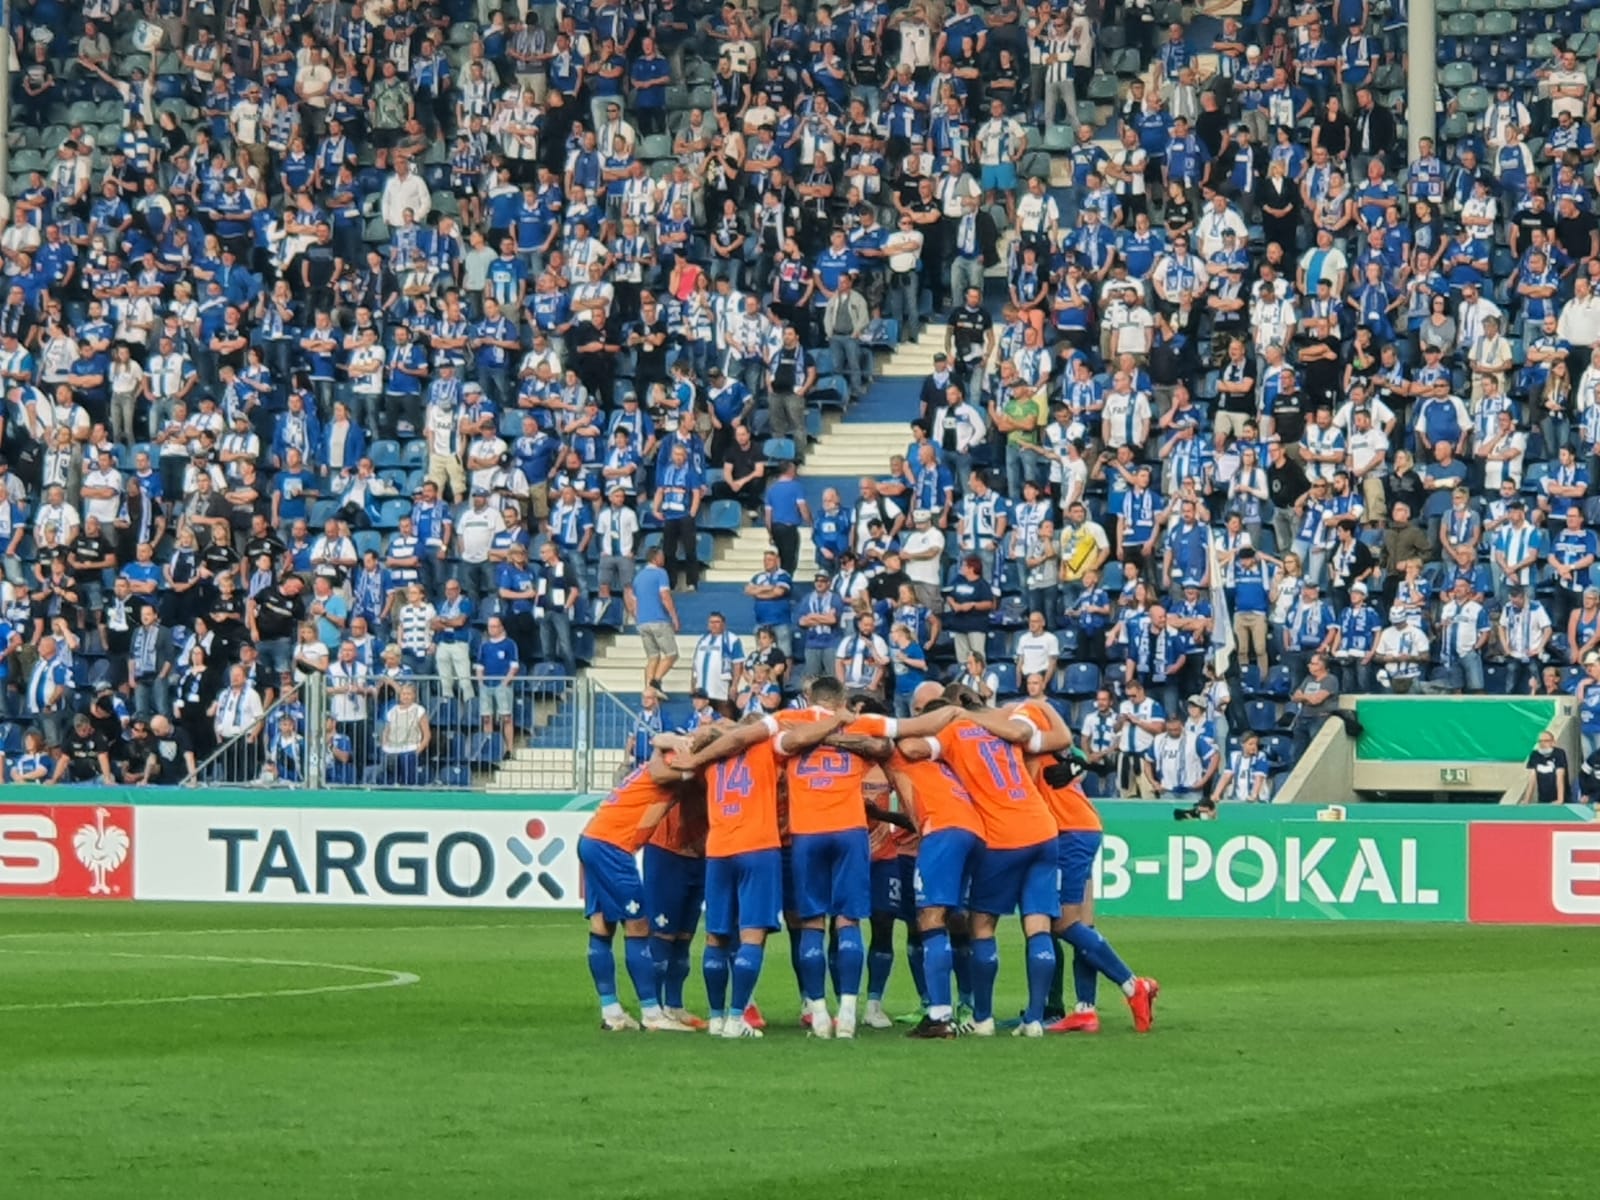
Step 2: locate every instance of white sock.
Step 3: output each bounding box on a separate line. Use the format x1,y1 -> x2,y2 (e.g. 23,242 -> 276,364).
1075,1002 -> 1096,1013
809,998 -> 830,1017
1121,978 -> 1137,998
928,1004 -> 953,1021
641,1002 -> 662,1018
866,998 -> 885,1013
602,1002 -> 625,1018
838,994 -> 858,1020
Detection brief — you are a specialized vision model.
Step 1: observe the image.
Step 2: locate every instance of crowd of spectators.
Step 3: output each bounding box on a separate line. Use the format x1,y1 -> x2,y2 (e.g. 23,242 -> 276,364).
4,0 -> 1599,797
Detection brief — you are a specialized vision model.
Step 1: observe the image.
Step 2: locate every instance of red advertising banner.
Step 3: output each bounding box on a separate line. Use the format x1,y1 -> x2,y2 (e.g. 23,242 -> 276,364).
1468,823 -> 1600,925
0,806 -> 135,900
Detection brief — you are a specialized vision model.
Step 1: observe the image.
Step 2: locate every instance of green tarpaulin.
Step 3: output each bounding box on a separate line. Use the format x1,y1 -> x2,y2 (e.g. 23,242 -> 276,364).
1355,698 -> 1554,762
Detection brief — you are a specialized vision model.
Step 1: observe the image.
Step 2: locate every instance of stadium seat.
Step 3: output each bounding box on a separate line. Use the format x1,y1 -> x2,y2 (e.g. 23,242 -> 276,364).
1244,700 -> 1280,734
1063,662 -> 1101,699
699,499 -> 744,533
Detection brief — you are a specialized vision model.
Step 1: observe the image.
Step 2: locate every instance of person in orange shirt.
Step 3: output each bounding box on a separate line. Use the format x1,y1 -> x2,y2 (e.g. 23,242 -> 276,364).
644,781 -> 709,1030
863,754 -> 923,1029
579,749 -> 701,1032
897,681 -> 1061,1038
777,677 -> 959,1038
671,708 -> 846,1039
977,697 -> 1161,1035
884,724 -> 987,1040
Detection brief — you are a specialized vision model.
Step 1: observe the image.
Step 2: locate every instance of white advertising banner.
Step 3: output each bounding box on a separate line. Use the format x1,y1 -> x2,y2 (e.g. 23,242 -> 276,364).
134,808 -> 591,908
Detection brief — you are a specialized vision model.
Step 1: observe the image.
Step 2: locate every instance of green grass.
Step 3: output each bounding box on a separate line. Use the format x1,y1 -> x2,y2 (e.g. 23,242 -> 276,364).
3,905 -> 1597,1199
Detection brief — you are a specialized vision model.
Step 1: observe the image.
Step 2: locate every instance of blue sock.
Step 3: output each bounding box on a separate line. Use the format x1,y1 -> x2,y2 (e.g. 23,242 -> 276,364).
908,934 -> 928,1006
827,930 -> 841,998
1023,932 -> 1056,1025
970,937 -> 1000,1023
702,943 -> 731,1018
587,932 -> 618,1009
1062,920 -> 1134,988
649,935 -> 673,1007
730,942 -> 765,1011
954,937 -> 975,1008
1072,945 -> 1099,1008
798,927 -> 827,1002
623,936 -> 659,1013
667,940 -> 692,1010
1047,938 -> 1067,1014
922,929 -> 953,1014
866,948 -> 893,1001
787,925 -> 804,999
835,924 -> 865,997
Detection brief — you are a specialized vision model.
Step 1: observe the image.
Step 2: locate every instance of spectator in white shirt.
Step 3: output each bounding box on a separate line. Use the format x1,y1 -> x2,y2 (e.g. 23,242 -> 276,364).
1014,610 -> 1061,681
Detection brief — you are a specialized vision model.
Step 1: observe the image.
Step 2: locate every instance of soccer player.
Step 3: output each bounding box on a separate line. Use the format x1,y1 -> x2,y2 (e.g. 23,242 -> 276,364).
644,780 -> 709,1029
673,710 -> 847,1038
864,771 -> 924,1029
778,676 -> 896,1039
884,712 -> 987,1040
898,682 -> 1060,1038
578,749 -> 700,1032
1036,754 -> 1159,1033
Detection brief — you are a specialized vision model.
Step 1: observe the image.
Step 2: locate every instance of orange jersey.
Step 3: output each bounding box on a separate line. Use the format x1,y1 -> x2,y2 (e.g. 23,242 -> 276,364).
1007,698 -> 1099,832
932,719 -> 1056,850
705,738 -> 783,857
584,767 -> 678,852
865,767 -> 897,861
778,708 -> 885,836
647,795 -> 707,857
886,751 -> 985,839
1038,774 -> 1103,833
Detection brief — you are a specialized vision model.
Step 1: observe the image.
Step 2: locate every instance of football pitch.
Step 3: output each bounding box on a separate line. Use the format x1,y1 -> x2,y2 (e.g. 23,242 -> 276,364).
3,904 -> 1596,1199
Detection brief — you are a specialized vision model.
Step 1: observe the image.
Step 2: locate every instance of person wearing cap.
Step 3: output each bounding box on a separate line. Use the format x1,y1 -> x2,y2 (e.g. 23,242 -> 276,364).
1143,709 -> 1217,804
1435,576 -> 1491,695
1499,584 -> 1554,696
1282,578 -> 1336,684
1372,605 -> 1430,694
1490,496 -> 1543,604
1329,580 -> 1381,693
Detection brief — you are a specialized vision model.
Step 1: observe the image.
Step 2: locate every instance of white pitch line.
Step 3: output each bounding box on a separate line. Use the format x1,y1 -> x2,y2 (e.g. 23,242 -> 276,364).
0,949 -> 421,1012
0,921 -> 554,942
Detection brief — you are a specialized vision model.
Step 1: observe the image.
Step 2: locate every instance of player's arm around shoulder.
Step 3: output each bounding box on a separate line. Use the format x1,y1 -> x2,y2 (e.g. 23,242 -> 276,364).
774,709 -> 850,757
959,704 -> 1040,747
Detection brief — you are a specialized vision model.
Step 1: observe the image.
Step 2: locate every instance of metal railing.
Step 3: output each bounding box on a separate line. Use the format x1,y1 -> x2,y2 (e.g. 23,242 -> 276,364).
185,673 -> 646,794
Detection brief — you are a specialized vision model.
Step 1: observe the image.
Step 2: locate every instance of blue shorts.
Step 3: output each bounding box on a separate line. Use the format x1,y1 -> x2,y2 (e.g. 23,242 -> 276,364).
791,829 -> 872,920
1057,831 -> 1103,907
982,163 -> 1018,192
781,842 -> 797,916
914,828 -> 984,910
969,839 -> 1059,918
704,849 -> 783,937
578,835 -> 646,923
870,856 -> 916,921
643,843 -> 706,936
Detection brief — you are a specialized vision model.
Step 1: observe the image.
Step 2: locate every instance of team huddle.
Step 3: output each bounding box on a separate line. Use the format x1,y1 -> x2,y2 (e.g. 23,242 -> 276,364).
576,674 -> 1157,1040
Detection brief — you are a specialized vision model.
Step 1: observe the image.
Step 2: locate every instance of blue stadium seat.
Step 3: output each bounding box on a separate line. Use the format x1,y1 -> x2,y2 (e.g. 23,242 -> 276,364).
699,499 -> 744,533
370,440 -> 402,469
1062,662 -> 1101,699
1244,700 -> 1280,734
372,499 -> 409,529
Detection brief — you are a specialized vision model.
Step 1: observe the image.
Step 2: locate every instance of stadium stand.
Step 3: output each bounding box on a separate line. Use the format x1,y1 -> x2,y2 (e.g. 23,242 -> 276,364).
0,0 -> 1594,798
